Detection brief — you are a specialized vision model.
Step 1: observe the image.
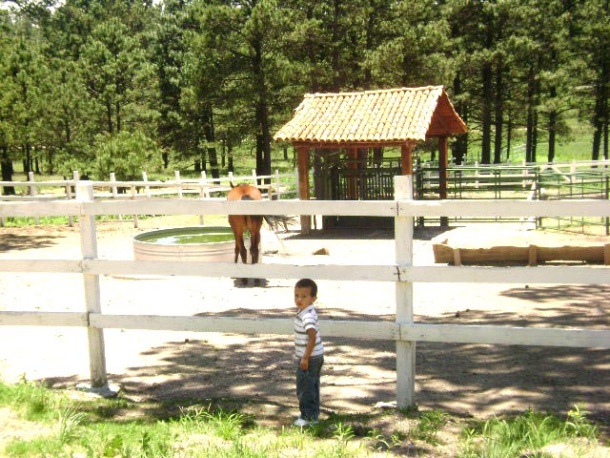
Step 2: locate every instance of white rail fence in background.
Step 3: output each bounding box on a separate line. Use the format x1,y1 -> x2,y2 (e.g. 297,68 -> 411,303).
0,170 -> 297,200
0,169 -> 298,227
0,176 -> 609,408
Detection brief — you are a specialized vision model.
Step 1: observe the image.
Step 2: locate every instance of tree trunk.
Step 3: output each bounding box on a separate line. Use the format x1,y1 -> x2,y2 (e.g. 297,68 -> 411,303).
592,126 -> 601,161
203,105 -> 220,179
493,61 -> 504,164
115,101 -> 121,132
548,108 -> 557,163
106,102 -> 113,134
531,114 -> 538,163
1,146 -> 15,195
525,65 -> 537,163
260,102 -> 272,180
505,100 -> 512,161
452,74 -> 468,164
331,0 -> 342,90
228,140 -> 234,173
481,61 -> 493,164
23,144 -> 32,173
252,36 -> 272,182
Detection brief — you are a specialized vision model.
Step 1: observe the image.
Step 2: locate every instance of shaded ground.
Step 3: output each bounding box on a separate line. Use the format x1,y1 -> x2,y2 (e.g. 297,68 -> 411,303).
0,218 -> 608,433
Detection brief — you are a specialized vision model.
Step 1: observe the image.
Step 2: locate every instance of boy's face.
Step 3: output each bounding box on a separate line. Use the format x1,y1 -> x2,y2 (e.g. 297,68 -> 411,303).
294,286 -> 316,310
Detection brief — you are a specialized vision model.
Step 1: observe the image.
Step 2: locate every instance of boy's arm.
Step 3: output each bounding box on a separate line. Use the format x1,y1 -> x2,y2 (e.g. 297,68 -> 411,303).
300,328 -> 317,370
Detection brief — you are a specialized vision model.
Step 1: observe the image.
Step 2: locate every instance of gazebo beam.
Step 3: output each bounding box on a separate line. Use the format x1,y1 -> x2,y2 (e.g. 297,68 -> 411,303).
292,141 -> 408,149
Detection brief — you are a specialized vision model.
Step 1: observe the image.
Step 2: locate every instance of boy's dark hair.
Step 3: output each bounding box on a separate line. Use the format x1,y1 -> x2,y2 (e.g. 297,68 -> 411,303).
295,278 -> 318,297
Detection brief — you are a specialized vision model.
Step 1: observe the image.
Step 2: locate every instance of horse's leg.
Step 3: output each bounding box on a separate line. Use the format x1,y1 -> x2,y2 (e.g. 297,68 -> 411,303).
238,231 -> 248,264
249,217 -> 263,286
250,230 -> 260,264
229,216 -> 240,263
233,235 -> 242,263
234,233 -> 248,285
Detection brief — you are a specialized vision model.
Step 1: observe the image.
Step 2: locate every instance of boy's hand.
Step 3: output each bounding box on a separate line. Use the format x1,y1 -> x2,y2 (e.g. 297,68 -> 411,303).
300,356 -> 309,370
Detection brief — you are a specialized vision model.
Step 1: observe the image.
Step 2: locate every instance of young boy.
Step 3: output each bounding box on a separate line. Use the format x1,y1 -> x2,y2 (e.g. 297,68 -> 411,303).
293,278 -> 324,427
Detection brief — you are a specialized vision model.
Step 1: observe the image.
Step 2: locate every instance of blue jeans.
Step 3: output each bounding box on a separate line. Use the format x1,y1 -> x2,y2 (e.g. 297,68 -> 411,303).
296,355 -> 324,421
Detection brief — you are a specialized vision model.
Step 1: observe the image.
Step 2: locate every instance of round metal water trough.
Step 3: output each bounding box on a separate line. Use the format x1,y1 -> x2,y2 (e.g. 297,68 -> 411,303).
133,226 -> 235,262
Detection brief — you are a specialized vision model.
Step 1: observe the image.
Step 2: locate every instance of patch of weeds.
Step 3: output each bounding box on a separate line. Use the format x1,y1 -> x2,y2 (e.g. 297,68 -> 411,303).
458,405 -> 602,458
4,436 -> 64,457
366,428 -> 405,452
78,420 -> 175,458
398,403 -> 421,418
10,378 -> 58,422
89,396 -> 134,419
332,422 -> 355,443
58,405 -> 87,444
564,403 -> 598,438
179,404 -> 253,441
413,409 -> 449,445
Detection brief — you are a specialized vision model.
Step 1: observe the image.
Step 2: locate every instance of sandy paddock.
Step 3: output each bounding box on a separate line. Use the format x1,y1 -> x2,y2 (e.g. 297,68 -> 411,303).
0,219 -> 608,428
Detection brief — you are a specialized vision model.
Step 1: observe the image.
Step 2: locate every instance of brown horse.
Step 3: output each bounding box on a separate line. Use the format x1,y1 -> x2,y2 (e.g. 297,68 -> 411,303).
227,184 -> 263,285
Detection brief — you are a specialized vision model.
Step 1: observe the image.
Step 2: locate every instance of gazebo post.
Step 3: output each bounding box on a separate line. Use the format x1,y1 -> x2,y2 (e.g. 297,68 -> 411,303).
439,136 -> 449,226
400,143 -> 413,175
297,146 -> 311,234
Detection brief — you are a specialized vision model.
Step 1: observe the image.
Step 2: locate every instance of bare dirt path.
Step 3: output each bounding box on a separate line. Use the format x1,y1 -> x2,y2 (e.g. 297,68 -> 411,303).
0,218 -> 608,430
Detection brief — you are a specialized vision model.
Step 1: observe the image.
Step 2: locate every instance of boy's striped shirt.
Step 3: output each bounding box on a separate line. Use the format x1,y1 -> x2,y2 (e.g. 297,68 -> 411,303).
294,305 -> 324,358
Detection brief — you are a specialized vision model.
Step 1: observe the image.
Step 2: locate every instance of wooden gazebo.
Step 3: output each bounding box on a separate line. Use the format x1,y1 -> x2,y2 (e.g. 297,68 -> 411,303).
274,86 -> 468,232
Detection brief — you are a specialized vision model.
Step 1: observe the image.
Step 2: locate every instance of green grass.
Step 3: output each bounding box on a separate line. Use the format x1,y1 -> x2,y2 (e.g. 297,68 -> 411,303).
0,380 -> 607,458
458,405 -> 601,458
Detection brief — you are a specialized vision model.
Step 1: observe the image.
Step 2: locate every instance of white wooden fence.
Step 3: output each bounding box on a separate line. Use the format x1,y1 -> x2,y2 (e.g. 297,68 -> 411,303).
0,176 -> 609,409
0,169 -> 297,201
0,170 -> 298,227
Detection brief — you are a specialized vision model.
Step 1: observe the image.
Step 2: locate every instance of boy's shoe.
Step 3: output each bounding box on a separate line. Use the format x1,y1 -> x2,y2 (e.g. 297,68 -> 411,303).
293,417 -> 309,427
293,417 -> 319,427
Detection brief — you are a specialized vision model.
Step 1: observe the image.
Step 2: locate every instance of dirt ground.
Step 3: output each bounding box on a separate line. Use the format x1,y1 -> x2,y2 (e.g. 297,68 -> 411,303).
0,217 -> 609,431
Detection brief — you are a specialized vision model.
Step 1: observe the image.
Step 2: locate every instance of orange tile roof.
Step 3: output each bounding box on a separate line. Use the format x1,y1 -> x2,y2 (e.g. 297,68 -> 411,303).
274,86 -> 467,145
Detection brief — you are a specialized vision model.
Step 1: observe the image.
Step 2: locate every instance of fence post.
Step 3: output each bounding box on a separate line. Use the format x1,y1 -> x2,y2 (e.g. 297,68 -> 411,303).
75,182 -> 109,389
274,170 -> 281,199
27,171 -> 36,197
394,175 -> 415,409
199,171 -> 208,225
175,171 -> 183,198
28,172 -> 40,225
605,176 -> 610,235
142,171 -> 151,197
130,184 -> 139,228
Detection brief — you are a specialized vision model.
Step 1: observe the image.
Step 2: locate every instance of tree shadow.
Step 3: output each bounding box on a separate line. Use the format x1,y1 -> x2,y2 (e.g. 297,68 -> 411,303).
61,282 -> 608,428
0,233 -> 65,251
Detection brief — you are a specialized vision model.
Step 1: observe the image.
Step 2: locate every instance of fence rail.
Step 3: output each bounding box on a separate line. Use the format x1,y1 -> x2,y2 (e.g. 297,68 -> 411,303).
0,169 -> 298,227
0,169 -> 298,200
412,160 -> 610,233
0,177 -> 609,408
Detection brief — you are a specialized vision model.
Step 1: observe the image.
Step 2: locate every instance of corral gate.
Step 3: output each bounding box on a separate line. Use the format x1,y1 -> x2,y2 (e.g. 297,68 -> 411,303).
314,155 -> 401,228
